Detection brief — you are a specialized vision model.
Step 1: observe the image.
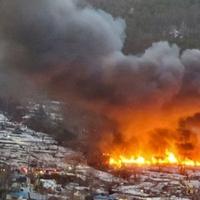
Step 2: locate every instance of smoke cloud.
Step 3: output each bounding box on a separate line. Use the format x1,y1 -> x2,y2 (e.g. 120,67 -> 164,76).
1,0 -> 200,157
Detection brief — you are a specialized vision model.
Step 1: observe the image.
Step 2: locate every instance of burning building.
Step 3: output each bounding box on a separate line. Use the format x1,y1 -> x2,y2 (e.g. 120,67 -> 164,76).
0,0 -> 200,169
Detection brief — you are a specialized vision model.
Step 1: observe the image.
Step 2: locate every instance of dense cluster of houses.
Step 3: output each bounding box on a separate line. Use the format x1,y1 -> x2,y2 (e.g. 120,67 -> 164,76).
1,113 -> 200,199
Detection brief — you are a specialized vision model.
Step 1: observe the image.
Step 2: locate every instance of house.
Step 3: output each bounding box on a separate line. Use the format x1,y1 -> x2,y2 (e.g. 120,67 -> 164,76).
93,193 -> 117,200
8,187 -> 30,200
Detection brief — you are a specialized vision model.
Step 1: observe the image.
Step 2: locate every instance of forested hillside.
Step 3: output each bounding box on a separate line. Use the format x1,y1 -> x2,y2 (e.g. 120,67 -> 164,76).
88,0 -> 200,53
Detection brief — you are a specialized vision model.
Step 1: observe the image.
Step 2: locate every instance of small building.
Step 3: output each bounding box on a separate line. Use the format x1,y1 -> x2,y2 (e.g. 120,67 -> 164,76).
8,187 -> 30,200
93,193 -> 117,200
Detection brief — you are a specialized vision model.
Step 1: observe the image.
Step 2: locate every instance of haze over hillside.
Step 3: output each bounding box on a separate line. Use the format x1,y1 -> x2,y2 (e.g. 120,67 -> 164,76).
88,0 -> 200,53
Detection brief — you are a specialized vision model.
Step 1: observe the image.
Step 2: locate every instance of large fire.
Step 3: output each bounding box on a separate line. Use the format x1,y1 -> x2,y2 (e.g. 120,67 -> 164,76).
108,149 -> 200,168
99,107 -> 200,169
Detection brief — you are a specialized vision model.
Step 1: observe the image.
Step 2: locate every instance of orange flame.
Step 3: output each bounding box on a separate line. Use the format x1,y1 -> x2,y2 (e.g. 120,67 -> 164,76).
108,149 -> 200,168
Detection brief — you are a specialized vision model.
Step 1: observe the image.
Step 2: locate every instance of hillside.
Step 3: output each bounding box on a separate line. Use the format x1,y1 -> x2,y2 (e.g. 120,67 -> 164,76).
88,0 -> 200,53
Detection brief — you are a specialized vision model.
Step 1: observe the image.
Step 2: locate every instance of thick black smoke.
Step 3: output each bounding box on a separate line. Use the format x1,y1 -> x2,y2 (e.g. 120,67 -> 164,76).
0,0 -> 125,70
0,0 -> 191,107
1,0 -> 200,154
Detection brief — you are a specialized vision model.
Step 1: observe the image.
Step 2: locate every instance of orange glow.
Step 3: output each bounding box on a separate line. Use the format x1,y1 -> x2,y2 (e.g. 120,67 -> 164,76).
97,98 -> 200,170
108,150 -> 200,168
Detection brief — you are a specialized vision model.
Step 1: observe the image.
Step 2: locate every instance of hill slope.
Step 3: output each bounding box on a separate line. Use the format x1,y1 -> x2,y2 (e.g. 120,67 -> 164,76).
88,0 -> 200,53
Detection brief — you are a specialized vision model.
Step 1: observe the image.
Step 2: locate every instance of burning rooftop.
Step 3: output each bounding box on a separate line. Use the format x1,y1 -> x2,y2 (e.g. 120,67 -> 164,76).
108,150 -> 200,169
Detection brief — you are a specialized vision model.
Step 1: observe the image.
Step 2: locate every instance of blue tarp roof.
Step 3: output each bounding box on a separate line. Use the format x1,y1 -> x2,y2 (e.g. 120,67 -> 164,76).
93,194 -> 116,200
9,187 -> 29,199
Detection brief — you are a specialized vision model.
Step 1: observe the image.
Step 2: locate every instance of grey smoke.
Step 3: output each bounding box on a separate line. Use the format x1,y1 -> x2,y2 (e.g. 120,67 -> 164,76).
0,0 -> 125,72
0,0 -> 200,111
180,49 -> 200,97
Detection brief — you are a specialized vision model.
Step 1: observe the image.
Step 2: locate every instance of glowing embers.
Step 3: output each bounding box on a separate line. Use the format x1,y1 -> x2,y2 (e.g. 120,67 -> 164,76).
108,150 -> 200,168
